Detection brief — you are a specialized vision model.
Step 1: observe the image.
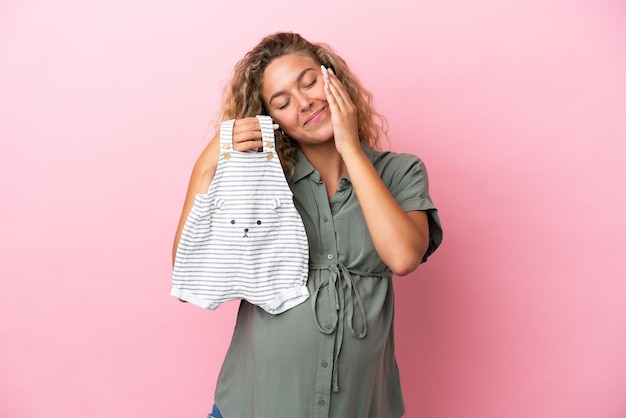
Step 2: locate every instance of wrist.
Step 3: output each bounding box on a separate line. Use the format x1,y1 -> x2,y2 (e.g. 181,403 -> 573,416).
338,139 -> 365,160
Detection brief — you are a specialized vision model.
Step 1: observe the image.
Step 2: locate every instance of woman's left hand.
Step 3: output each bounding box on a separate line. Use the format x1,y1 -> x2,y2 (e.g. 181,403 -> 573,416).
323,66 -> 360,155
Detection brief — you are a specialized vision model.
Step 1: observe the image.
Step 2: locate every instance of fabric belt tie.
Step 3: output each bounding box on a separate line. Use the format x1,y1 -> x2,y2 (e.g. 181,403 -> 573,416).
310,262 -> 392,392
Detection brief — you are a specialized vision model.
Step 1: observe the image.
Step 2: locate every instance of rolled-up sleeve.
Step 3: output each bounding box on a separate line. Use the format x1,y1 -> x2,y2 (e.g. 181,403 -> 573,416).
379,152 -> 443,263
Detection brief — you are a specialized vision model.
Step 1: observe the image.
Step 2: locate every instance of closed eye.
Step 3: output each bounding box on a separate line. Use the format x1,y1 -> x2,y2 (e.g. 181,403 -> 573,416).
277,79 -> 316,109
268,67 -> 317,109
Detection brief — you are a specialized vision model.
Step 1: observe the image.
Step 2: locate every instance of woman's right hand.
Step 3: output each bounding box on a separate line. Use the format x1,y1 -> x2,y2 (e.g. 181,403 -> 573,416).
231,117 -> 267,152
193,117 -> 267,177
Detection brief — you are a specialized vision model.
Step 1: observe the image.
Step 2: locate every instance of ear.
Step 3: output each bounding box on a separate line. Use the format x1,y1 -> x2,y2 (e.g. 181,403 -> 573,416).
269,198 -> 281,210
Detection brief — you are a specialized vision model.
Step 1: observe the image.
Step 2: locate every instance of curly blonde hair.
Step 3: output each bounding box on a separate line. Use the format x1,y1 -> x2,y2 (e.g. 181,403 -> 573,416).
217,32 -> 389,177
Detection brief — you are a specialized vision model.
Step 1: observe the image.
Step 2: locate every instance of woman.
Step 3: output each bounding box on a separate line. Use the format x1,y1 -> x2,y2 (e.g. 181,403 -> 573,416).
173,32 -> 442,418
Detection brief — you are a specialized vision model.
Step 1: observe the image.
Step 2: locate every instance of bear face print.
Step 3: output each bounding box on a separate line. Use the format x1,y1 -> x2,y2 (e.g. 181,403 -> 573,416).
210,197 -> 281,243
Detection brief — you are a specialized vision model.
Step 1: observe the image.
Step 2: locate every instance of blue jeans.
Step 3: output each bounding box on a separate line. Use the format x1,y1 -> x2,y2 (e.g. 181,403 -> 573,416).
207,404 -> 223,418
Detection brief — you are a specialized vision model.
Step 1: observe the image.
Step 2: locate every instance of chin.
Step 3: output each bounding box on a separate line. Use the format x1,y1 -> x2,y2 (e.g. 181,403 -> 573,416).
315,124 -> 335,142
294,123 -> 334,144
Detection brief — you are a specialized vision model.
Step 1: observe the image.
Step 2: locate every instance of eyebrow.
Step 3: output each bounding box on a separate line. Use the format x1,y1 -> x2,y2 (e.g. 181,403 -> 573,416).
268,67 -> 316,105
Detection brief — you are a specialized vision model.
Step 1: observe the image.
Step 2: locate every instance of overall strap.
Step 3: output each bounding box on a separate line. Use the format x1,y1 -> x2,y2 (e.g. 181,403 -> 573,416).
219,119 -> 235,155
256,115 -> 279,159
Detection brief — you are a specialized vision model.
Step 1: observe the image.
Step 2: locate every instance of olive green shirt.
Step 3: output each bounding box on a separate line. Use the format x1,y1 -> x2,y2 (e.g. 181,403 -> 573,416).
214,143 -> 443,418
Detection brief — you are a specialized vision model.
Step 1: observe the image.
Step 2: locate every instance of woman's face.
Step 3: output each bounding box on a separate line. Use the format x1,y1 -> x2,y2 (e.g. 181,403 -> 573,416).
261,53 -> 333,145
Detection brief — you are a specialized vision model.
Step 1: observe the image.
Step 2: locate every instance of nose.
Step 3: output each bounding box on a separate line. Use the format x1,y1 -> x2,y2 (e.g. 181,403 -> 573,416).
295,92 -> 314,112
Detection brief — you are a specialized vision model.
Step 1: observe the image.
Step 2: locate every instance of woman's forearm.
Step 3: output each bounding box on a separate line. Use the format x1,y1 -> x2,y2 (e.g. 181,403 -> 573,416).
342,145 -> 429,276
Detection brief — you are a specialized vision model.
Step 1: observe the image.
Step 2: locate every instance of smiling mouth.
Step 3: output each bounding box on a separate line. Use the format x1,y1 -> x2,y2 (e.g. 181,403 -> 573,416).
304,107 -> 326,125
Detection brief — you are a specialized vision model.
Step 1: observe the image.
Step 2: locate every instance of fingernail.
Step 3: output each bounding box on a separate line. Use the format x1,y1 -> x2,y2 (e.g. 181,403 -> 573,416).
321,65 -> 329,88
321,65 -> 329,78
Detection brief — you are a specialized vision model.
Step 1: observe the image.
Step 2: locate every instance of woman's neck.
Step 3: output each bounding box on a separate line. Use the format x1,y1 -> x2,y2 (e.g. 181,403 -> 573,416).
300,140 -> 347,198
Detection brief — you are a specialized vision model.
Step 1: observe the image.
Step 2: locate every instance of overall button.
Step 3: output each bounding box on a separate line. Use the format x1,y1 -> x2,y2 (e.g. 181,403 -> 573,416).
323,216 -> 328,223
321,361 -> 329,368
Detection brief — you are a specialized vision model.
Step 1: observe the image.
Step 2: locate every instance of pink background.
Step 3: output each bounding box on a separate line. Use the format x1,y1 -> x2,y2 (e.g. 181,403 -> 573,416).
1,0 -> 625,417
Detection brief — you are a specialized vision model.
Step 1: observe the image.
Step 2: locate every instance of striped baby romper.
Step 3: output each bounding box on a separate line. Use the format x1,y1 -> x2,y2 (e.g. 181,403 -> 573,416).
171,115 -> 310,315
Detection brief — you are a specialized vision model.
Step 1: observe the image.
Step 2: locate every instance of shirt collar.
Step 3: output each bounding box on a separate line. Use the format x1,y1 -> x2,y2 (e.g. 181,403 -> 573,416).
291,141 -> 378,184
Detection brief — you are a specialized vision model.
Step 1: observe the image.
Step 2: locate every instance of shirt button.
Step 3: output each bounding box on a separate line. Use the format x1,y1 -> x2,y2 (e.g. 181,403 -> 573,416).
324,322 -> 332,330
323,216 -> 328,223
321,361 -> 328,368
318,399 -> 326,406
327,254 -> 333,260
